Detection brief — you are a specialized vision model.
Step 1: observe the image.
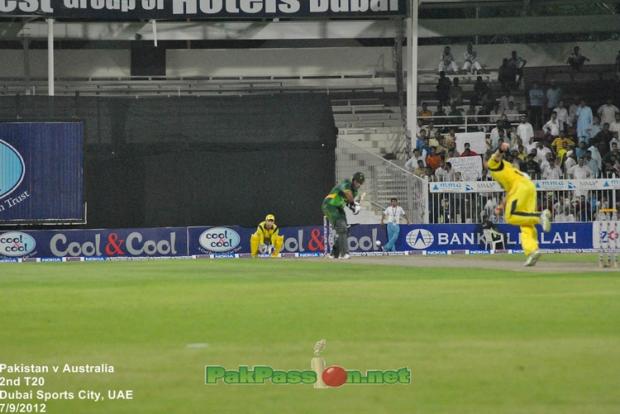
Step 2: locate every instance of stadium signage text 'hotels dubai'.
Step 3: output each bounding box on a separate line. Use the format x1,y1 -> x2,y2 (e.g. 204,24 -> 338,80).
0,139 -> 25,202
0,0 -> 408,19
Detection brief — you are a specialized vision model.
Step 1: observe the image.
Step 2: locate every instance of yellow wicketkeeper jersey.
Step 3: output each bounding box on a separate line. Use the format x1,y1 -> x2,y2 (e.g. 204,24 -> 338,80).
255,221 -> 279,244
488,158 -> 530,193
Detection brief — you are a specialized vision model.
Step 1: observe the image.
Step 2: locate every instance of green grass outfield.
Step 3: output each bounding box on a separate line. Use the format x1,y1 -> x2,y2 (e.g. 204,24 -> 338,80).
1,257 -> 619,414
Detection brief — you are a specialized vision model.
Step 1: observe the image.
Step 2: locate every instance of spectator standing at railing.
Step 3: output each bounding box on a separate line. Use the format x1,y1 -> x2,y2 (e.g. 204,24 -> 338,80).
473,76 -> 490,106
524,153 -> 542,179
568,98 -> 579,128
567,46 -> 590,72
499,114 -> 513,131
436,72 -> 452,107
477,104 -> 491,128
450,78 -> 464,105
516,115 -> 534,147
575,141 -> 588,159
586,148 -> 602,177
435,161 -> 455,182
504,101 -> 520,122
438,46 -> 459,73
553,100 -> 570,133
448,104 -> 464,125
596,140 -> 611,164
545,82 -> 562,117
569,157 -> 593,179
589,116 -> 602,143
543,157 -> 563,180
490,123 -> 505,148
597,98 -> 619,126
576,99 -> 593,144
602,157 -> 620,177
563,150 -> 577,172
523,134 -> 537,154
463,43 -> 483,74
508,51 -> 527,88
539,152 -> 554,174
489,102 -> 502,124
498,58 -> 514,91
498,90 -> 515,113
528,83 -> 545,128
465,104 -> 477,130
543,112 -> 561,137
534,141 -> 552,164
434,104 -> 447,123
591,122 -> 614,147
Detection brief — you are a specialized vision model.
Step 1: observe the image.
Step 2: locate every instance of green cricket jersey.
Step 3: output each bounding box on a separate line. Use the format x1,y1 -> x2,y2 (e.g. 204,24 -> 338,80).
323,179 -> 358,208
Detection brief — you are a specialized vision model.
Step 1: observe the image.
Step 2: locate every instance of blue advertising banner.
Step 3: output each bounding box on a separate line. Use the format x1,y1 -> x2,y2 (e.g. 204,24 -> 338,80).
391,223 -> 593,253
187,225 -> 326,255
0,122 -> 84,223
0,227 -> 186,259
0,223 -> 595,260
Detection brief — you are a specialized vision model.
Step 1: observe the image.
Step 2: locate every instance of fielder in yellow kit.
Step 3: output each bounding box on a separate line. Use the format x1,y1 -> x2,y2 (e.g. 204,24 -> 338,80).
250,214 -> 284,258
487,142 -> 552,266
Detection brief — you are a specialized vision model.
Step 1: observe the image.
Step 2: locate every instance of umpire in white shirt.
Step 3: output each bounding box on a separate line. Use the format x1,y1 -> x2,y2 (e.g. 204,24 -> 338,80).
381,198 -> 409,252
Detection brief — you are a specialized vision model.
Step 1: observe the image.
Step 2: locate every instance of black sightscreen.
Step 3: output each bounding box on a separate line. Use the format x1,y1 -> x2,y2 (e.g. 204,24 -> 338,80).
0,95 -> 336,228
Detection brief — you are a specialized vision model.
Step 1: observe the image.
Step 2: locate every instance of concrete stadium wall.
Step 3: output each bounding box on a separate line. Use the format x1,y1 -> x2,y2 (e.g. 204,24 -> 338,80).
0,49 -> 130,78
0,40 -> 618,79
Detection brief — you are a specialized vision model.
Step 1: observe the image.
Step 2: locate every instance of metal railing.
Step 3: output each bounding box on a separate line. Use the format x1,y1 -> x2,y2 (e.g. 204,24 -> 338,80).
419,113 -> 522,131
427,178 -> 620,224
336,139 -> 428,223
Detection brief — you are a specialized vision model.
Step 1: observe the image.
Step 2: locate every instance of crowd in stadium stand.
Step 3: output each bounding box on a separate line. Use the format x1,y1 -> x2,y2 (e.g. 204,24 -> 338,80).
412,47 -> 620,223
409,96 -> 620,182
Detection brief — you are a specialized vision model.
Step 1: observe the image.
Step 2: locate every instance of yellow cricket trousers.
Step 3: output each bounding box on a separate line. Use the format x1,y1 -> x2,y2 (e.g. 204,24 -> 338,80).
504,180 -> 541,256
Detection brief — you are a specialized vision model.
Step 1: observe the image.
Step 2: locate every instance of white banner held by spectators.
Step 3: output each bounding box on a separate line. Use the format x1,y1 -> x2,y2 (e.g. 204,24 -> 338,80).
429,178 -> 620,193
447,157 -> 483,181
455,132 -> 486,155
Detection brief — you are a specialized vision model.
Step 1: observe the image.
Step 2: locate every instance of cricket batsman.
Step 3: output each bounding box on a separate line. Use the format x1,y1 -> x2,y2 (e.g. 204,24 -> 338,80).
488,142 -> 552,266
321,172 -> 364,259
250,214 -> 284,258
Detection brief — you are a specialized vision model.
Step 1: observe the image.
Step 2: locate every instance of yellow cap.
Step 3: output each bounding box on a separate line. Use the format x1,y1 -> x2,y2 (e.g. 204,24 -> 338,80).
265,214 -> 275,221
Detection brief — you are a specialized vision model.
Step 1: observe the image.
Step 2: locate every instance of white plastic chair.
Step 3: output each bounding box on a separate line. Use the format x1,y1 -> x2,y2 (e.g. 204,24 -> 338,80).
483,228 -> 505,250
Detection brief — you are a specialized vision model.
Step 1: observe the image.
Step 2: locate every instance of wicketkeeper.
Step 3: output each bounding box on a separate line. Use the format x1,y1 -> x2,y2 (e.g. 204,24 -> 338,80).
250,214 -> 284,258
321,172 -> 365,259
